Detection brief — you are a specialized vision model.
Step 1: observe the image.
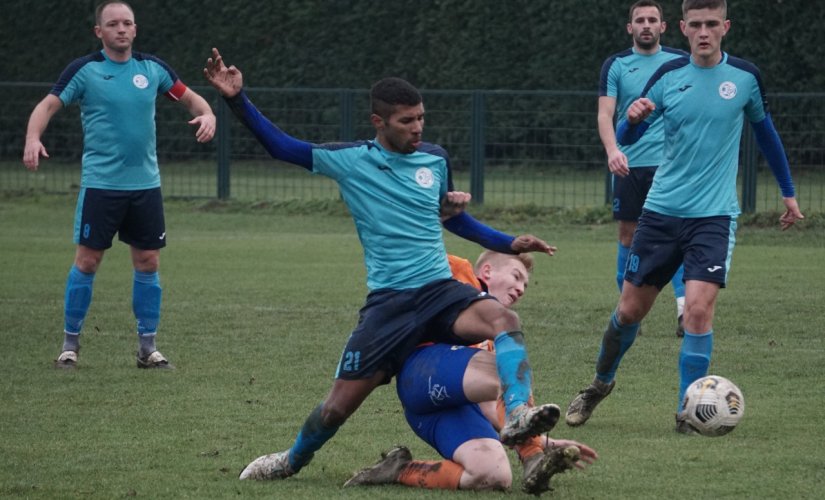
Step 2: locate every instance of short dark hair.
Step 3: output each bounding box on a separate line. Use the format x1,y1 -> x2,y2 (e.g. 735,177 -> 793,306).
370,77 -> 422,120
95,1 -> 134,25
682,0 -> 726,17
628,0 -> 664,22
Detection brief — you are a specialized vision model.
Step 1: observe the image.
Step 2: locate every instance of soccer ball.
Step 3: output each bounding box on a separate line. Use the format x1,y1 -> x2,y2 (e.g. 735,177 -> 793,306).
681,375 -> 745,437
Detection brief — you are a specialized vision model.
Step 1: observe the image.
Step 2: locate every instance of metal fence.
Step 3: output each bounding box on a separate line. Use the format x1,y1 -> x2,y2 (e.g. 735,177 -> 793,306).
2,82 -> 823,212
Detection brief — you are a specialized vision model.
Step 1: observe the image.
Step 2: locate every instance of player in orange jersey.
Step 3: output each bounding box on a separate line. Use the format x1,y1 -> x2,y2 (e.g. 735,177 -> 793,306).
346,251 -> 597,494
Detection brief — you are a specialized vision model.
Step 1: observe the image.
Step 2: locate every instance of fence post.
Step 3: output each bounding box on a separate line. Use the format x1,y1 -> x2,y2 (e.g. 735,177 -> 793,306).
470,91 -> 486,204
216,98 -> 231,200
740,122 -> 757,213
340,89 -> 355,141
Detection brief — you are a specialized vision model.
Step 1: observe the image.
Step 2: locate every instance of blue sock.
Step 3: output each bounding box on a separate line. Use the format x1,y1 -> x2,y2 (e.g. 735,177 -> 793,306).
133,270 -> 162,336
671,264 -> 686,300
64,265 -> 95,335
494,331 -> 532,415
678,331 -> 713,411
595,311 -> 639,384
289,404 -> 340,471
616,243 -> 630,292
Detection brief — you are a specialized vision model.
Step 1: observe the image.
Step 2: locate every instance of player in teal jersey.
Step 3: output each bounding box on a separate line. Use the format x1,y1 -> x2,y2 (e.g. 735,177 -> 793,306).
598,0 -> 687,337
23,1 -> 216,369
567,0 -> 803,433
204,48 -> 562,481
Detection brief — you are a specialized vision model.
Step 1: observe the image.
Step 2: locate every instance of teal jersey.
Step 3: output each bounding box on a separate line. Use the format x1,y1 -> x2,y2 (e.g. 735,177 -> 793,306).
600,46 -> 685,167
312,140 -> 452,291
641,53 -> 768,218
51,50 -> 185,190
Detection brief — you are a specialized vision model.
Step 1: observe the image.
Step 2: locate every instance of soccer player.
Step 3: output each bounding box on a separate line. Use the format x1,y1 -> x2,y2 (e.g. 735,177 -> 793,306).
598,0 -> 687,337
566,0 -> 803,432
23,1 -> 216,369
345,251 -> 598,494
203,48 -> 562,480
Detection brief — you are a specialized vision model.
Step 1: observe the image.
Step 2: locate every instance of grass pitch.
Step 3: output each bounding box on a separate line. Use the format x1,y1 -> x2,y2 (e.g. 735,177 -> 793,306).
1,194 -> 823,499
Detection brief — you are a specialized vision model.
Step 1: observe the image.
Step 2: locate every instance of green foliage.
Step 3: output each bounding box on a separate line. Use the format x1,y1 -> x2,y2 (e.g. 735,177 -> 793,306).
1,195 -> 824,499
3,0 -> 823,91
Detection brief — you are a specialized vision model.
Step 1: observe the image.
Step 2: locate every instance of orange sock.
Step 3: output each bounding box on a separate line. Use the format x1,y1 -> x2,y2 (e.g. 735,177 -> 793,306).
497,398 -> 507,426
397,460 -> 463,490
514,436 -> 546,462
496,395 -> 545,461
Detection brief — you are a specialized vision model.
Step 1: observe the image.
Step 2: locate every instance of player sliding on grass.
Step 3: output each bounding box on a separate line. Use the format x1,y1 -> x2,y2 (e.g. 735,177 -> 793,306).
204,48 -> 562,481
565,0 -> 803,433
345,251 -> 597,494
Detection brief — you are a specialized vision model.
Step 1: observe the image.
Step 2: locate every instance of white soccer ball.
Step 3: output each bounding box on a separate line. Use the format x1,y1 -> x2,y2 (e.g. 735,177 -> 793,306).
681,375 -> 745,437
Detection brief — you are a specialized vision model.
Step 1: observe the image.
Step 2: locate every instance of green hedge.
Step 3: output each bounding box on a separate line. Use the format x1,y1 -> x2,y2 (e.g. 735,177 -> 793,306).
3,0 -> 822,92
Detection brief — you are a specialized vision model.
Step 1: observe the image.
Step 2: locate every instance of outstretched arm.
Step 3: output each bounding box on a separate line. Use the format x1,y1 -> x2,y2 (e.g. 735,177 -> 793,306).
23,94 -> 63,171
204,48 -> 313,169
443,211 -> 556,256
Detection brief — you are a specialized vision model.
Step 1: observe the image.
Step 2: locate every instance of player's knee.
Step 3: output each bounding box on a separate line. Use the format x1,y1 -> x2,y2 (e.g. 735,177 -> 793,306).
616,300 -> 648,324
683,307 -> 713,332
462,463 -> 512,491
456,440 -> 512,491
491,307 -> 520,333
74,253 -> 102,273
132,251 -> 159,272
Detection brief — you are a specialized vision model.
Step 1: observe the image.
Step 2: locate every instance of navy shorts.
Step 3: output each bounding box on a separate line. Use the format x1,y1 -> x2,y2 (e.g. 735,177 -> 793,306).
398,344 -> 498,458
73,187 -> 166,250
334,279 -> 491,382
613,166 -> 657,221
626,210 -> 737,289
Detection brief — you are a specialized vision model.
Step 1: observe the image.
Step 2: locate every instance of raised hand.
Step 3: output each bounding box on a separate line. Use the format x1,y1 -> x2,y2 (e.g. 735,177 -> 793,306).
203,48 -> 243,98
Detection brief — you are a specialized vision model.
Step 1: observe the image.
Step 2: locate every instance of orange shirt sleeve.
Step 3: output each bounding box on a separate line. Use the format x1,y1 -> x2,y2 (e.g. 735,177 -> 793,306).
448,254 -> 481,289
447,254 -> 494,352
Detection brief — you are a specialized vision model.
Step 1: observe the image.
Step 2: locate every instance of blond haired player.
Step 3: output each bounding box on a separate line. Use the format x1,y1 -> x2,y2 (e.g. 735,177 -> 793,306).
346,251 -> 597,494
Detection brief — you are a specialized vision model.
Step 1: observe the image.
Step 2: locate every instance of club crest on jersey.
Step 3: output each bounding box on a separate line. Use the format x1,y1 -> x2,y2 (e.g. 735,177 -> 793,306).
132,74 -> 149,89
718,81 -> 737,100
415,167 -> 434,188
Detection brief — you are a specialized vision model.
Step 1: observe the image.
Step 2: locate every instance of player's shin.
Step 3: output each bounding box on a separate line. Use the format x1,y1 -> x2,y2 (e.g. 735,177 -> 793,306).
493,331 -> 532,414
398,460 -> 463,489
671,265 -> 686,300
133,270 -> 162,356
677,331 -> 713,411
289,404 -> 341,471
595,311 -> 638,383
133,270 -> 161,332
64,265 -> 95,341
616,243 -> 630,292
